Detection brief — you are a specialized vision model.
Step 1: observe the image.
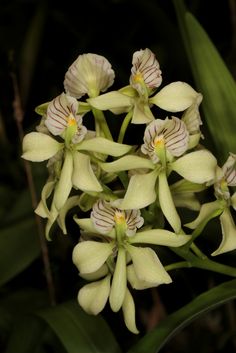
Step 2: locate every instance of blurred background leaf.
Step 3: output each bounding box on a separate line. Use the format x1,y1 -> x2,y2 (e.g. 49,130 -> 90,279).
173,0 -> 236,163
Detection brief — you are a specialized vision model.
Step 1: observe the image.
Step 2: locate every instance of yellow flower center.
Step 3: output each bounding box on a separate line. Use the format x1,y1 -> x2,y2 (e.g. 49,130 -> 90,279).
67,114 -> 77,127
114,210 -> 126,225
133,72 -> 144,83
154,135 -> 165,148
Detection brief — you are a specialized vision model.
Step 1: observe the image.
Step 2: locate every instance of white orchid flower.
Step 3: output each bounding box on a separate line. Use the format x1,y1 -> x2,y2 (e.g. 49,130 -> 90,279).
72,198 -> 189,333
22,92 -> 132,238
64,53 -> 115,98
186,153 -> 236,256
88,48 -> 200,125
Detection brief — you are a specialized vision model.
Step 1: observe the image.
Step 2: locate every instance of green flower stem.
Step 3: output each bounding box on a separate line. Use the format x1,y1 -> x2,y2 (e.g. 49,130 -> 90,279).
92,108 -> 113,141
190,242 -> 207,259
170,246 -> 236,277
117,110 -> 133,143
165,261 -> 191,272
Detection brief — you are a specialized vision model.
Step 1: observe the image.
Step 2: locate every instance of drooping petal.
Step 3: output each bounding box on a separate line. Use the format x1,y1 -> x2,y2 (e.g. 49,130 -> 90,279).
109,247 -> 127,312
150,82 -> 199,112
100,155 -> 155,173
57,195 -> 80,234
72,151 -> 102,192
120,169 -> 159,210
185,200 -> 223,229
158,170 -> 182,233
130,48 -> 162,95
122,288 -> 139,334
211,208 -> 236,256
53,151 -> 73,211
72,240 -> 114,274
78,274 -> 111,315
77,137 -> 131,157
22,132 -> 63,162
64,53 -> 115,98
231,192 -> 236,210
170,150 -> 217,184
87,91 -> 133,111
35,180 -> 55,218
127,245 -> 172,285
129,229 -> 190,247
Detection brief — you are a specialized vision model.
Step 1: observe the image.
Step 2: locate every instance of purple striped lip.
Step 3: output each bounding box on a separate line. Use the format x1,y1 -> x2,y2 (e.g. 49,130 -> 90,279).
130,48 -> 162,94
91,199 -> 144,236
45,93 -> 87,143
141,117 -> 189,163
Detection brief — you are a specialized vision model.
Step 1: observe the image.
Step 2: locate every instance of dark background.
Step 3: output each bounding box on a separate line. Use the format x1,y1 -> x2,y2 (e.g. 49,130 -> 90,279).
0,1 -> 236,352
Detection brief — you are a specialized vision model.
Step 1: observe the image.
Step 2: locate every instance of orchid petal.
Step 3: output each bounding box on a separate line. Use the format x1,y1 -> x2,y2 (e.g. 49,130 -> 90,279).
185,200 -> 222,229
231,192 -> 236,210
150,82 -> 198,112
72,240 -> 114,274
211,208 -> 236,256
132,101 -> 154,124
109,247 -> 127,312
64,53 -> 115,98
80,264 -> 109,281
129,229 -> 190,246
78,275 -> 111,315
72,151 -> 102,192
88,91 -> 133,111
127,245 -> 172,285
57,195 -> 80,234
77,137 -> 131,157
122,288 -> 139,334
53,151 -> 73,211
170,150 -> 217,183
22,132 -> 63,162
158,171 -> 182,233
172,192 -> 201,211
35,180 -> 55,218
100,155 -> 155,173
127,264 -> 157,289
120,169 -> 159,210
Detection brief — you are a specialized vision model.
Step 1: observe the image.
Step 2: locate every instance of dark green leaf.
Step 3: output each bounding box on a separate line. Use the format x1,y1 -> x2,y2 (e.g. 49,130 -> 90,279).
36,300 -> 122,353
128,279 -> 236,353
0,217 -> 40,286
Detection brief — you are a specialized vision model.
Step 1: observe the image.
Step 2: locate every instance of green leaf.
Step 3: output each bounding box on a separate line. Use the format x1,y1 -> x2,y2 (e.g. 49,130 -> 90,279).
36,300 -> 122,353
173,0 -> 236,163
128,279 -> 236,353
0,217 -> 40,286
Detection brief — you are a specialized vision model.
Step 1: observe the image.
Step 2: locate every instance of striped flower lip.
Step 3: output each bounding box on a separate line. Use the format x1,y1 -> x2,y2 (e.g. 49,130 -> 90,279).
64,53 -> 115,98
222,153 -> 236,186
45,93 -> 87,143
91,199 -> 144,236
141,117 -> 189,164
130,48 -> 162,96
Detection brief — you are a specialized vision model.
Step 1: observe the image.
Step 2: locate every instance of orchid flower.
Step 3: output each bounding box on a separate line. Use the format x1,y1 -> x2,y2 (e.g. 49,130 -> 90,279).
22,93 -> 131,238
64,53 -> 115,99
185,153 -> 236,256
99,117 -> 217,233
87,48 -> 200,126
72,199 -> 189,333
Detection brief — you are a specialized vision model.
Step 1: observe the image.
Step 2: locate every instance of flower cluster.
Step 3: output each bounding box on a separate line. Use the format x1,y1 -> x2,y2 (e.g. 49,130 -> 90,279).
22,48 -> 236,333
